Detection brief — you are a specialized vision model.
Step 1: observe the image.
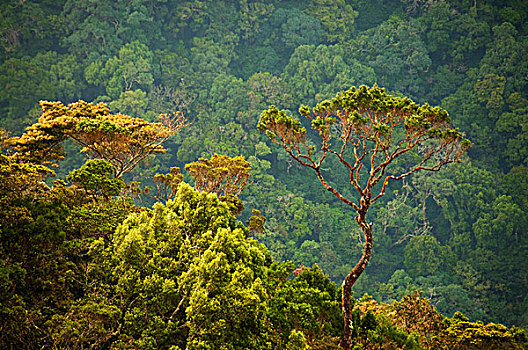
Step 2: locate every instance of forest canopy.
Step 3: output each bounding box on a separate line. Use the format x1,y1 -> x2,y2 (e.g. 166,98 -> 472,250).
1,0 -> 528,349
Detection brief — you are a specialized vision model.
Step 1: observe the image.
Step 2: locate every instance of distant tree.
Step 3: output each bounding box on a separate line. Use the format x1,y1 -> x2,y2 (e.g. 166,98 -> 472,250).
7,100 -> 187,178
0,52 -> 85,133
266,7 -> 322,56
189,37 -> 234,89
237,0 -> 275,42
283,44 -> 376,106
345,17 -> 432,98
185,153 -> 251,197
305,0 -> 358,43
61,0 -> 164,61
108,89 -> 149,117
246,72 -> 292,113
151,166 -> 183,204
258,84 -> 470,350
84,41 -> 154,100
0,0 -> 62,55
403,234 -> 451,277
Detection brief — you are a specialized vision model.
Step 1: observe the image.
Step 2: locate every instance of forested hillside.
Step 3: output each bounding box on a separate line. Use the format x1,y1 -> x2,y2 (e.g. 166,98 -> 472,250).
1,0 -> 528,348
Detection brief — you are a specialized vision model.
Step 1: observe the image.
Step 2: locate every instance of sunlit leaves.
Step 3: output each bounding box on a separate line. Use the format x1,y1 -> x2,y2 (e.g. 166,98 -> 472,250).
152,167 -> 184,204
185,153 -> 251,197
184,227 -> 274,349
257,105 -> 307,153
430,312 -> 528,350
8,100 -> 187,177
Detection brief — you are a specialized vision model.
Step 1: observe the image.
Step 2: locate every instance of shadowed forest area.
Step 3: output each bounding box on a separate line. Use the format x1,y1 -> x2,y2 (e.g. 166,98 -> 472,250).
1,0 -> 528,349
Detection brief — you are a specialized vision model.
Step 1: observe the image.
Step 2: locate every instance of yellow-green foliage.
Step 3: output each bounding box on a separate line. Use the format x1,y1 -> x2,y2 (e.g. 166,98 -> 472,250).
352,293 -> 527,350
430,312 -> 527,350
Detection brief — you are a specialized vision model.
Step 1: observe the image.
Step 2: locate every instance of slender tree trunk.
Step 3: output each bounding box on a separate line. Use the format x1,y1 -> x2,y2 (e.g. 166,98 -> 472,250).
340,212 -> 373,350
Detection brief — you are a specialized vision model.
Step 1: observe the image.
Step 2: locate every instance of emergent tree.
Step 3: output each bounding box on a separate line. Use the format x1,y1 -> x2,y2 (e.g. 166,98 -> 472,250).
7,100 -> 187,178
257,84 -> 470,350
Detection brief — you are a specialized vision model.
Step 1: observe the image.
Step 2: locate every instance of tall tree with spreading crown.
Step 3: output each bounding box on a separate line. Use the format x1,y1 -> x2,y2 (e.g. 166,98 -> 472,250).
258,84 -> 470,349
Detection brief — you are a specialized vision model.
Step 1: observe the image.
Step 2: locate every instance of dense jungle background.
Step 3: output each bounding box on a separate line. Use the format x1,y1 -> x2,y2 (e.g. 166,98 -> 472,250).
1,0 -> 528,348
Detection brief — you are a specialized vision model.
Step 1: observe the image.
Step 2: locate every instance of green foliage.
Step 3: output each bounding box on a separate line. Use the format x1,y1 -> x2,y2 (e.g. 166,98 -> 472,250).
0,52 -> 85,132
305,0 -> 358,43
0,186 -> 71,347
286,330 -> 310,350
265,7 -> 322,60
350,295 -> 424,350
0,147 -> 139,348
1,0 -> 528,340
237,0 -> 275,42
190,37 -> 234,88
53,182 -> 246,348
85,41 -> 154,100
45,182 -> 341,349
67,159 -> 124,199
108,89 -> 149,116
183,227 -> 274,349
345,17 -> 432,98
47,297 -> 122,348
283,44 -> 376,105
404,235 -> 450,277
61,0 -> 165,61
0,0 -> 65,55
268,264 -> 342,348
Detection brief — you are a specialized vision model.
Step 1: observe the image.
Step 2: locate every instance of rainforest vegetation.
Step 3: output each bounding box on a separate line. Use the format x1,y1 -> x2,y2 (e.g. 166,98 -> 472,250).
1,0 -> 528,349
